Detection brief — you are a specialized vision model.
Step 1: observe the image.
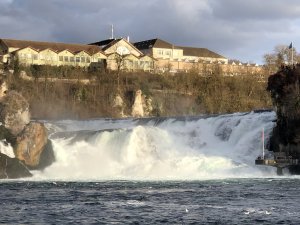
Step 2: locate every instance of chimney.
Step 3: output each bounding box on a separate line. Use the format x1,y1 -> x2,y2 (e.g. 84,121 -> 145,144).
127,36 -> 130,42
111,24 -> 114,39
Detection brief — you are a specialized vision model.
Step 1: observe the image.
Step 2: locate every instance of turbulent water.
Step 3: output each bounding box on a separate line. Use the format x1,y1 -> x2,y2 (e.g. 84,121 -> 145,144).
35,111 -> 277,180
2,111 -> 300,224
1,179 -> 300,224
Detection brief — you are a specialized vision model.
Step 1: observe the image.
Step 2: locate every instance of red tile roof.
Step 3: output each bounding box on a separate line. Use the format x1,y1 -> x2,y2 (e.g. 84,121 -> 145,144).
1,38 -> 103,55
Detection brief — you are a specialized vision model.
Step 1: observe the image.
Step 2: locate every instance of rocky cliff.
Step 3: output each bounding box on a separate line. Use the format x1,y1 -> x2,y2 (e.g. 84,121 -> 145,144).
267,65 -> 300,167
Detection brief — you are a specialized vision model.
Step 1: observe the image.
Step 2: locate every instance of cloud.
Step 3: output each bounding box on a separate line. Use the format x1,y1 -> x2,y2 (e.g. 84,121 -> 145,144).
1,0 -> 300,63
210,0 -> 300,21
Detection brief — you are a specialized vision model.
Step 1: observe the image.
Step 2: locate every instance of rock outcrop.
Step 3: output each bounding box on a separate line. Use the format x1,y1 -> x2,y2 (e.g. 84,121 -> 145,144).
0,79 -> 55,178
113,94 -> 125,117
0,90 -> 30,136
131,90 -> 144,117
0,152 -> 32,179
15,122 -> 54,170
0,78 -> 8,100
131,89 -> 153,117
267,65 -> 300,172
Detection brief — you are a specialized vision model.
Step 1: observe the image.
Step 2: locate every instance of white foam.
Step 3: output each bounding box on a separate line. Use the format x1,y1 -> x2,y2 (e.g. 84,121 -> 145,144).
35,111 -> 277,180
0,141 -> 15,158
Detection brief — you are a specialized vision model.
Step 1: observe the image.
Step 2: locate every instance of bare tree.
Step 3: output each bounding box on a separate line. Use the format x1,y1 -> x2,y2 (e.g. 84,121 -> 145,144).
264,44 -> 299,74
111,45 -> 131,91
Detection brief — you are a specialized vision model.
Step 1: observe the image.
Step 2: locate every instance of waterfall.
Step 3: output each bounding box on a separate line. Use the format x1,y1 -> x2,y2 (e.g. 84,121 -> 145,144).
31,111 -> 276,180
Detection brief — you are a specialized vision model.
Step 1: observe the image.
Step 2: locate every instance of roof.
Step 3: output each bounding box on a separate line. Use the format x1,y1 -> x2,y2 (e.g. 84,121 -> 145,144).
134,38 -> 226,59
228,60 -> 258,66
89,39 -> 115,47
92,38 -> 144,56
134,38 -> 180,50
1,38 -> 103,55
101,39 -> 122,51
178,46 -> 226,59
14,46 -> 40,52
140,55 -> 156,60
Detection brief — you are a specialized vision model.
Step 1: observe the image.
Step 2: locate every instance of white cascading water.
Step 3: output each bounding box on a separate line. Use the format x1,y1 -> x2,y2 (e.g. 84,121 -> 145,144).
31,111 -> 277,180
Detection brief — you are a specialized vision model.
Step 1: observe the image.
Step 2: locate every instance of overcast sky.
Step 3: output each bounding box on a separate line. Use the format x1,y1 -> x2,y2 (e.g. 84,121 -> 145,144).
1,0 -> 300,64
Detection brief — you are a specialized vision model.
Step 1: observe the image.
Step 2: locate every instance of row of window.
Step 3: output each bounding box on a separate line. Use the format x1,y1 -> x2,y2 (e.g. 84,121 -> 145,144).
58,56 -> 92,63
157,49 -> 171,56
124,60 -> 154,68
158,49 -> 183,56
18,53 -> 103,63
18,53 -> 154,67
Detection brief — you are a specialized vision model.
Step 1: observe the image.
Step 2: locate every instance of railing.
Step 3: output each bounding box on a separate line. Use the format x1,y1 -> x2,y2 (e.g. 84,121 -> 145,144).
255,158 -> 299,166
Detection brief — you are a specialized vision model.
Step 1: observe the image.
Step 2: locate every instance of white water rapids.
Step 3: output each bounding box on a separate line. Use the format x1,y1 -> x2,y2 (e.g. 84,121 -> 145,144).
31,111 -> 277,180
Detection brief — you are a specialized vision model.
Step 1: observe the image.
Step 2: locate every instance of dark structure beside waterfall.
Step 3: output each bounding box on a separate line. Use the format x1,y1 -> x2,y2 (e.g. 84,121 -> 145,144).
256,64 -> 300,174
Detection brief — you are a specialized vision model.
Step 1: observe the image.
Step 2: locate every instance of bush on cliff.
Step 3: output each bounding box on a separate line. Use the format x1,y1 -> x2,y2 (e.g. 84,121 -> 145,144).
7,69 -> 272,119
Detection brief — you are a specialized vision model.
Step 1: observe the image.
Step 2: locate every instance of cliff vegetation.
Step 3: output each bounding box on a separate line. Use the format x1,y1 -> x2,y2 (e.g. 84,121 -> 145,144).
5,64 -> 272,119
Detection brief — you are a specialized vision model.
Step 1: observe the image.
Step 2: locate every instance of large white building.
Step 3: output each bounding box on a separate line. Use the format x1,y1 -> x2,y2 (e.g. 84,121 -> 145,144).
0,37 -> 260,75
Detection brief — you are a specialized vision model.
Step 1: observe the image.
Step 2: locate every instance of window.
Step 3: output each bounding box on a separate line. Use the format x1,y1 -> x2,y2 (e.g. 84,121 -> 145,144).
81,57 -> 85,63
86,57 -> 90,63
128,60 -> 133,67
70,57 -> 75,62
157,49 -> 163,55
64,56 -> 69,62
33,54 -> 38,60
76,57 -> 80,62
59,56 -> 63,61
165,51 -> 171,56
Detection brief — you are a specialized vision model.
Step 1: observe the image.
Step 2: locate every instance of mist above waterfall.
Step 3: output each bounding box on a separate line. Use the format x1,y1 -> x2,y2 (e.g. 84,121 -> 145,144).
32,111 -> 276,180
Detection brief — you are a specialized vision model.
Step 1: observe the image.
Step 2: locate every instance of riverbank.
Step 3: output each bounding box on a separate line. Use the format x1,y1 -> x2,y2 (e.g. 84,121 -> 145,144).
4,67 -> 272,119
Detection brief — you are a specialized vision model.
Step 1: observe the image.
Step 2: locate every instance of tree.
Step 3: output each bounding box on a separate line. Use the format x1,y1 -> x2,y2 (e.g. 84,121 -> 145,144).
264,44 -> 299,74
114,53 -> 128,92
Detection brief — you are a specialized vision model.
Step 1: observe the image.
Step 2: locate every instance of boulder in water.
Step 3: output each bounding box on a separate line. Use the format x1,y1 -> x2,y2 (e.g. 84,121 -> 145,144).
0,125 -> 16,147
0,90 -> 30,136
15,122 -> 55,169
0,81 -> 54,177
0,152 -> 32,179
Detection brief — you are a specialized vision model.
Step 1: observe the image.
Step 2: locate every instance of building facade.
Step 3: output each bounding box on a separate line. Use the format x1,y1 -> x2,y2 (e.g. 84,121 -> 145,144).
0,38 -> 155,72
133,38 -> 262,75
0,37 -> 261,75
134,38 -> 228,73
90,38 -> 155,72
0,39 -> 107,68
